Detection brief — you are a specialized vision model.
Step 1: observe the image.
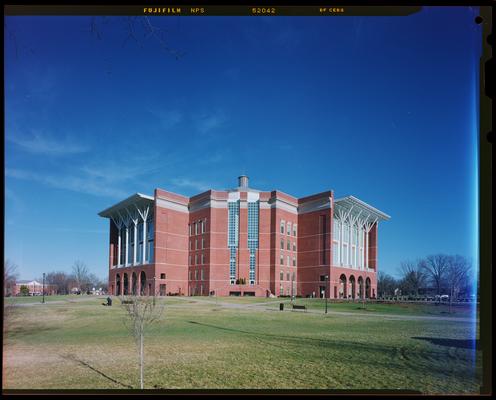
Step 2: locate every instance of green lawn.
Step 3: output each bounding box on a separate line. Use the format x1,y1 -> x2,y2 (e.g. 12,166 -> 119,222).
4,294 -> 84,304
3,296 -> 481,393
267,298 -> 478,318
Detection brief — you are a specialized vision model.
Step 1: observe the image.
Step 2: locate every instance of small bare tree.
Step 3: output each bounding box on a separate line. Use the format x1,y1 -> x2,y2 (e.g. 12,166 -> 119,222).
445,255 -> 472,313
72,260 -> 90,293
120,293 -> 165,389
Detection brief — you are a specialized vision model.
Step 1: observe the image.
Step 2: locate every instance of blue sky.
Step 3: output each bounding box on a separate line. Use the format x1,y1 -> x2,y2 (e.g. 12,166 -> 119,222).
4,7 -> 482,281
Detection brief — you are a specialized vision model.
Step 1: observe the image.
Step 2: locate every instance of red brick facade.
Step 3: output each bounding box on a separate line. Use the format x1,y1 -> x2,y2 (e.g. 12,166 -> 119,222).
100,177 -> 389,298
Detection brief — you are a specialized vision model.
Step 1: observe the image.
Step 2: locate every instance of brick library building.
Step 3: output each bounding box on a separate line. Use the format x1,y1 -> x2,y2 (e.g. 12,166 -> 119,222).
99,176 -> 390,299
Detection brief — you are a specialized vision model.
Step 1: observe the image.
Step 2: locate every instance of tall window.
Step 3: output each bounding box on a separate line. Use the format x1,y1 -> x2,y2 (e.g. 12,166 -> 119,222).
280,255 -> 284,265
201,269 -> 204,280
287,255 -> 290,266
201,254 -> 205,264
193,222 -> 197,235
280,271 -> 284,281
202,219 -> 206,233
195,239 -> 198,250
287,272 -> 290,281
202,238 -> 205,249
128,227 -> 134,264
293,224 -> 297,237
333,218 -> 340,240
293,257 -> 296,267
195,254 -> 198,265
287,240 -> 291,250
146,217 -> 154,263
287,222 -> 291,236
280,239 -> 284,249
280,220 -> 285,234
293,242 -> 296,252
137,221 -> 143,264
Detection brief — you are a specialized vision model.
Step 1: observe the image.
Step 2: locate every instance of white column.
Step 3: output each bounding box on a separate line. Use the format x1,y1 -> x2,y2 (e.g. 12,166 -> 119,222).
143,218 -> 147,264
133,221 -> 138,265
117,228 -> 122,267
340,221 -> 344,265
125,226 -> 129,266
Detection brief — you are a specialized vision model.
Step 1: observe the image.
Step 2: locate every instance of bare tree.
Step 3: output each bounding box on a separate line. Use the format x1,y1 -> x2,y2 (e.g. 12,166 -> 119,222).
4,260 -> 19,328
377,271 -> 398,298
72,260 -> 91,293
120,293 -> 165,389
4,259 -> 19,297
45,271 -> 70,294
421,254 -> 450,302
399,260 -> 427,297
445,255 -> 472,313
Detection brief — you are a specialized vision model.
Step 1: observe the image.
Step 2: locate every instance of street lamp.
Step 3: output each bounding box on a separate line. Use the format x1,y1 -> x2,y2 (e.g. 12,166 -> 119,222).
153,276 -> 156,305
42,272 -> 45,304
324,275 -> 329,314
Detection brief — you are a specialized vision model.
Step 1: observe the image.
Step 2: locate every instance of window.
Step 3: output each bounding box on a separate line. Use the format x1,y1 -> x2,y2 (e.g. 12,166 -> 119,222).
333,242 -> 339,265
280,271 -> 284,280
287,255 -> 290,266
195,269 -> 198,280
189,255 -> 192,265
280,255 -> 284,265
195,254 -> 198,265
195,239 -> 198,250
287,272 -> 290,281
189,240 -> 192,250
293,224 -> 297,237
137,221 -> 143,264
128,226 -> 134,264
293,242 -> 296,252
201,269 -> 204,280
343,244 -> 348,265
333,218 -> 340,240
193,222 -> 197,235
160,273 -> 166,279
293,257 -> 296,267
146,218 -> 154,263
201,254 -> 205,264
202,238 -> 205,249
189,224 -> 192,236
280,285 -> 284,295
198,220 -> 202,234
287,222 -> 291,235
280,220 -> 285,234
292,271 -> 296,281
343,223 -> 349,244
189,270 -> 192,280
287,240 -> 291,250
280,239 -> 284,250
202,219 -> 206,233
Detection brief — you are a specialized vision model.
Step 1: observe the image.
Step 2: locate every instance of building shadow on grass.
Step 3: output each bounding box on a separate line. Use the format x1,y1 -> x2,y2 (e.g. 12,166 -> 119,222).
60,354 -> 134,389
412,337 -> 480,350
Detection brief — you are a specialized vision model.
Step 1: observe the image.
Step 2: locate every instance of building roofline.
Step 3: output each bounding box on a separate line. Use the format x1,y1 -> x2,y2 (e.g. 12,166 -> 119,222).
98,193 -> 154,218
334,195 -> 391,221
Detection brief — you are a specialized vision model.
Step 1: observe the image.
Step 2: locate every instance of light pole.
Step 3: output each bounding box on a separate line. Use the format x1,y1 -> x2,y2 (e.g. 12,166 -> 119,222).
153,276 -> 156,306
324,275 -> 329,314
291,273 -> 294,304
42,272 -> 45,304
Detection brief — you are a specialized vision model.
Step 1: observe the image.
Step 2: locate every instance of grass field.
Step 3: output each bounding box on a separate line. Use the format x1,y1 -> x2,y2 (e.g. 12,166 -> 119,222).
3,295 -> 481,393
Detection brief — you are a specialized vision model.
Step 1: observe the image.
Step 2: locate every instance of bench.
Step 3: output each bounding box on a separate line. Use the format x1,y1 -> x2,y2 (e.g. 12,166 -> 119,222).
121,300 -> 134,304
292,304 -> 307,312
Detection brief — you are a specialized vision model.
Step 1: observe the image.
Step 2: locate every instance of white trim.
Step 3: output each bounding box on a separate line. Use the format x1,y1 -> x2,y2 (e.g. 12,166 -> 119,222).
156,198 -> 189,213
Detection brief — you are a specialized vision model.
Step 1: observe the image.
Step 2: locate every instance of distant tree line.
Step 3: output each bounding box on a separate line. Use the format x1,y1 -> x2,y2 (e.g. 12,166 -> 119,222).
378,254 -> 476,302
4,259 -> 107,296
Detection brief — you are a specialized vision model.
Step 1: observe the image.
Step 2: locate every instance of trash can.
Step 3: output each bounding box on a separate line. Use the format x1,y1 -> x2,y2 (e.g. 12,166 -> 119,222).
279,303 -> 284,311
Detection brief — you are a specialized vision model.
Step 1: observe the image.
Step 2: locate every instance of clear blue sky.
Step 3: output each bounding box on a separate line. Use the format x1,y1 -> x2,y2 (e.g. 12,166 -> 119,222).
4,7 -> 481,281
